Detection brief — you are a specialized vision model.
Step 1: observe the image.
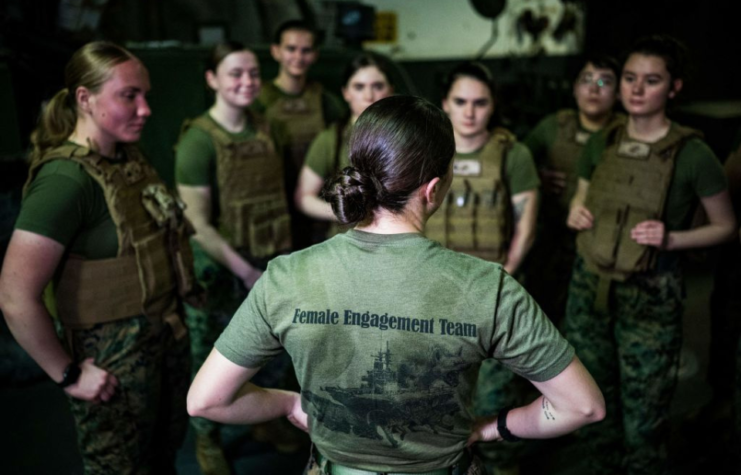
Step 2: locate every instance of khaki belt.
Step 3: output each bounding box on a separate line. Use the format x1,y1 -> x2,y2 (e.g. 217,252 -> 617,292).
314,449 -> 470,475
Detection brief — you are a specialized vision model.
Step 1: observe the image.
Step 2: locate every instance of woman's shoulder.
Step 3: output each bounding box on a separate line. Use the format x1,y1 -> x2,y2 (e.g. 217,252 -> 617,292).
32,157 -> 96,188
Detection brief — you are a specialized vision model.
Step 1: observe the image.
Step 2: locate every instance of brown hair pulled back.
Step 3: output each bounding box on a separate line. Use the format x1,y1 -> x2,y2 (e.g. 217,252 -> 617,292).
30,41 -> 137,162
323,95 -> 455,225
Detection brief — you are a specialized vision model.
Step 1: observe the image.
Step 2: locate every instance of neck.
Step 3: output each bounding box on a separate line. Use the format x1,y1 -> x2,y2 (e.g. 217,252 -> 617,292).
627,113 -> 671,143
579,111 -> 611,132
355,206 -> 425,235
454,130 -> 490,154
209,99 -> 247,133
69,119 -> 115,157
274,70 -> 306,95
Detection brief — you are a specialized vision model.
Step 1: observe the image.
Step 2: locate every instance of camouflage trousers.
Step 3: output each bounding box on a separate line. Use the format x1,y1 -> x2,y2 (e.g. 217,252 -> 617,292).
472,359 -> 530,470
562,256 -> 683,475
523,225 -> 577,326
185,242 -> 292,436
304,447 -> 485,475
65,315 -> 190,475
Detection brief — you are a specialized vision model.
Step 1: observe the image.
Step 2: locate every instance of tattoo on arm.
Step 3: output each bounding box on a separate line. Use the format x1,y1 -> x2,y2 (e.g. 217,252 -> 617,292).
513,196 -> 529,224
542,398 -> 556,421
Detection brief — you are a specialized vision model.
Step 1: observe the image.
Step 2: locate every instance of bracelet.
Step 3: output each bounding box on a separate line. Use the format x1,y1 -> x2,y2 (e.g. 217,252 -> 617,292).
58,362 -> 81,388
497,406 -> 521,442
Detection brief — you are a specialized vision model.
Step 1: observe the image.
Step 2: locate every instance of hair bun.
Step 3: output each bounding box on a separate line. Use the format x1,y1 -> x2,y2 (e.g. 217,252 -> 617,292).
322,166 -> 378,225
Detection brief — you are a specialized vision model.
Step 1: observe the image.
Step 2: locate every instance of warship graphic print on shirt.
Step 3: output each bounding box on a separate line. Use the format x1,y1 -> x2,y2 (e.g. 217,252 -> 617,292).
304,342 -> 473,448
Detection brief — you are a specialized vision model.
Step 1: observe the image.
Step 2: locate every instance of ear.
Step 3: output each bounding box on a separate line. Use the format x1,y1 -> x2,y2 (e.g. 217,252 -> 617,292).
423,176 -> 443,206
76,86 -> 93,114
270,44 -> 281,62
205,70 -> 218,91
341,86 -> 351,104
668,78 -> 683,98
441,98 -> 450,114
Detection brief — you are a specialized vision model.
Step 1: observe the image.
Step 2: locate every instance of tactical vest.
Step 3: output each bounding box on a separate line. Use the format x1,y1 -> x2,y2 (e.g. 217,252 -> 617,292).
182,113 -> 291,259
576,123 -> 702,281
264,82 -> 325,172
544,110 -> 625,226
426,128 -> 515,263
25,144 -> 197,333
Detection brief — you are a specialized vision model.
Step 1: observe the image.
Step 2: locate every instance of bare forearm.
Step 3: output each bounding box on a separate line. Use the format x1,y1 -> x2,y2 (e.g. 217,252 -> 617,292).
192,224 -> 257,281
298,194 -> 337,221
3,299 -> 72,383
190,382 -> 297,425
505,394 -> 602,439
666,221 -> 737,251
505,191 -> 537,274
504,225 -> 535,275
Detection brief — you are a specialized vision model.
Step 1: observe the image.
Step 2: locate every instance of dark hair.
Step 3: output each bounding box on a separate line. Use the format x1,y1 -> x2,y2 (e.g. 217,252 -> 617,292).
323,96 -> 455,226
30,41 -> 138,162
207,41 -> 252,73
341,52 -> 395,88
578,54 -> 620,80
441,61 -> 497,101
441,61 -> 500,130
624,34 -> 689,81
273,19 -> 316,46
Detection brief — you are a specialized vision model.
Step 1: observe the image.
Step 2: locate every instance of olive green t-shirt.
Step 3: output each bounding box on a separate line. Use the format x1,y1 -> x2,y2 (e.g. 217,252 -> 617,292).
15,155 -> 118,259
523,113 -> 563,168
577,123 -> 728,231
305,121 -> 352,179
174,112 -> 285,221
456,141 -> 540,195
216,230 -> 573,472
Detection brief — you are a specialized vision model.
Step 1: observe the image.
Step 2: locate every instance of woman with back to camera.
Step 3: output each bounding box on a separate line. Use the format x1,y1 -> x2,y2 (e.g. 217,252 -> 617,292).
431,62 -> 541,475
174,41 -> 296,473
187,95 -> 605,475
294,51 -> 394,241
0,41 -> 195,474
565,35 -> 736,474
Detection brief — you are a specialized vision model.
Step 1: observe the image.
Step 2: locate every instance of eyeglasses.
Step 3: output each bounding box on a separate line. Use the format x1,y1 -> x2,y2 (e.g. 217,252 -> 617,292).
577,75 -> 615,89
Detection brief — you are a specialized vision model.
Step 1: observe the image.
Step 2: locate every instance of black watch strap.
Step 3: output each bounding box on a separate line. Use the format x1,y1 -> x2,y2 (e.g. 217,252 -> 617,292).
497,406 -> 521,442
58,362 -> 81,388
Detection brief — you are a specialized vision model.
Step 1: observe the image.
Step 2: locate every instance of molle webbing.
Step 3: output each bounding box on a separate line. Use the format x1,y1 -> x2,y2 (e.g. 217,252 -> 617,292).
30,144 -> 196,328
55,255 -> 144,327
426,129 -> 514,263
185,114 -> 291,258
577,123 -> 702,283
265,82 -> 325,171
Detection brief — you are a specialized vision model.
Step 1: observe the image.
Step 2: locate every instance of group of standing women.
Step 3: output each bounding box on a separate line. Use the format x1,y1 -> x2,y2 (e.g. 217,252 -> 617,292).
0,20 -> 737,475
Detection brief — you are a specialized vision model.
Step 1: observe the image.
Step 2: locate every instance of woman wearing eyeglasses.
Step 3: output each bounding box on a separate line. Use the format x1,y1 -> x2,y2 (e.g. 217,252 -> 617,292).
523,56 -> 624,325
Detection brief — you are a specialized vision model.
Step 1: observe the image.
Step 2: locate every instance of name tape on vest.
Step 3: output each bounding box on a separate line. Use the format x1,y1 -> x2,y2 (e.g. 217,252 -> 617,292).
453,159 -> 482,177
281,98 -> 310,113
617,141 -> 651,159
575,130 -> 590,145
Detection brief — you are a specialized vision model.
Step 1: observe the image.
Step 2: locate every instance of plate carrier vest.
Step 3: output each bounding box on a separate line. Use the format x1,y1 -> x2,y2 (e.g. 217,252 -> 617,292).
25,144 -> 197,334
181,113 -> 292,259
264,82 -> 325,172
426,128 -> 515,263
576,122 -> 702,281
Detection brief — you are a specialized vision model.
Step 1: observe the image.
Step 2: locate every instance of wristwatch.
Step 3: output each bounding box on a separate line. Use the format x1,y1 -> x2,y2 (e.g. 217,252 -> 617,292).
58,362 -> 81,388
497,406 -> 521,442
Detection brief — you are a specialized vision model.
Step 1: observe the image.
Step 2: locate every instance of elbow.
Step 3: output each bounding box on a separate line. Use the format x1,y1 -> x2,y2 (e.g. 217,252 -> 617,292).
581,392 -> 607,424
186,388 -> 215,419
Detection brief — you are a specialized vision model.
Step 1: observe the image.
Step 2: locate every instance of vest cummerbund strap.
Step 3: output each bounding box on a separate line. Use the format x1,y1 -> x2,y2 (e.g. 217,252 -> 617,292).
55,255 -> 144,327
